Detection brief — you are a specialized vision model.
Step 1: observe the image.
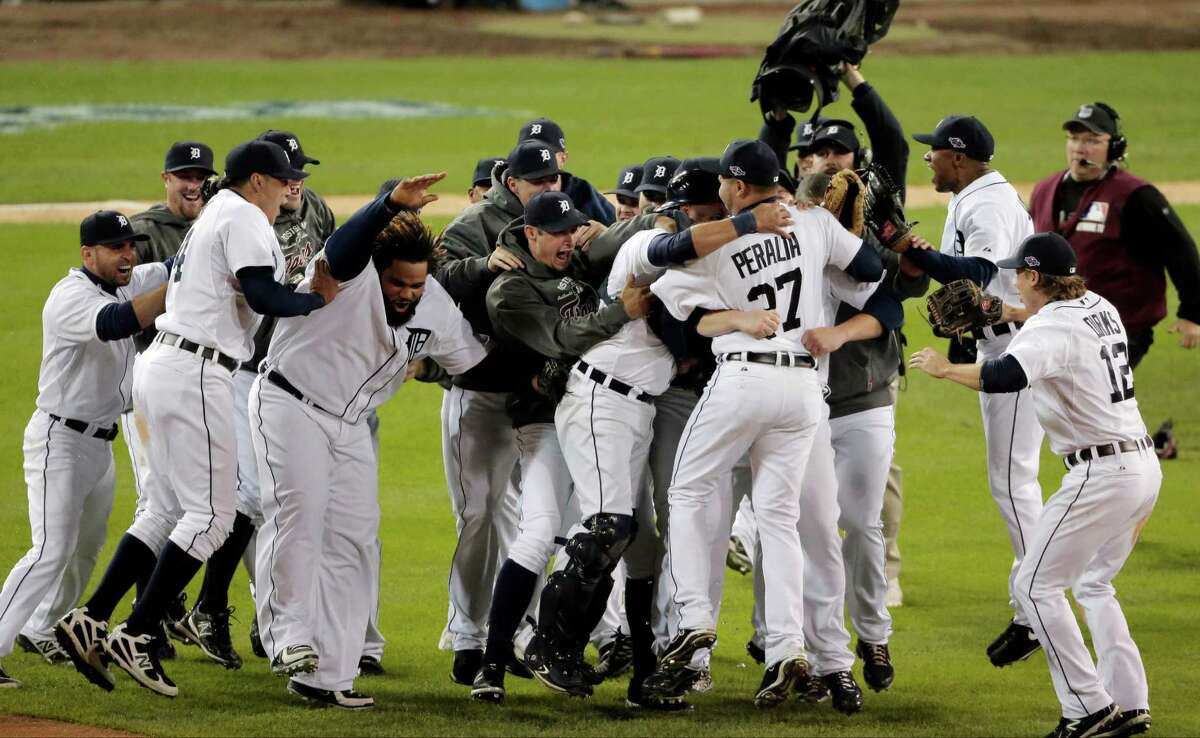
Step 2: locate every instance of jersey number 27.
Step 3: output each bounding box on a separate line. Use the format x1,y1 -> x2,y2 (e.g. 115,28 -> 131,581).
746,268 -> 804,332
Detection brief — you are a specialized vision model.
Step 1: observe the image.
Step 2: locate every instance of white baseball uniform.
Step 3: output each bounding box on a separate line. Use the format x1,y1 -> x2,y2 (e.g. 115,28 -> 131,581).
252,253 -> 486,693
939,171 -> 1043,626
651,204 -> 869,667
1004,291 -> 1159,719
129,188 -> 283,562
0,263 -> 166,656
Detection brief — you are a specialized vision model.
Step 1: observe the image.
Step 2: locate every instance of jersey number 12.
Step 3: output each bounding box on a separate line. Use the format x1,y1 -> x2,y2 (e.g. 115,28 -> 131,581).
746,268 -> 804,332
1100,341 -> 1134,403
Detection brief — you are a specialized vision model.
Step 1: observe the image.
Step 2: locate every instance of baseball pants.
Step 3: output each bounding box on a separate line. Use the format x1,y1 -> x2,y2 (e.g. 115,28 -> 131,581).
730,494 -> 758,556
829,405 -> 896,645
1012,450 -> 1159,719
128,343 -> 235,561
250,376 -> 378,692
0,411 -> 115,655
120,353 -> 166,523
665,361 -> 822,667
506,422 -> 575,576
440,387 -> 519,652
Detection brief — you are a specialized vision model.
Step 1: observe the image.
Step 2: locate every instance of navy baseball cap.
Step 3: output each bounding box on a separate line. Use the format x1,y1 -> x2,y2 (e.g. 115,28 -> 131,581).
518,118 -> 567,153
635,156 -> 681,195
257,130 -> 320,168
164,141 -> 216,175
473,156 -> 506,187
80,210 -> 149,247
997,232 -> 1078,277
912,115 -> 995,162
606,164 -> 643,199
525,191 -> 589,233
506,140 -> 563,181
789,116 -> 830,152
810,119 -> 860,153
225,140 -> 309,181
719,139 -> 780,187
1063,103 -> 1120,137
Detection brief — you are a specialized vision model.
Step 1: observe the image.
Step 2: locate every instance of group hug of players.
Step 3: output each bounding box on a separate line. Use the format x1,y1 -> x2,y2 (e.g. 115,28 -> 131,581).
2,64 -> 1197,738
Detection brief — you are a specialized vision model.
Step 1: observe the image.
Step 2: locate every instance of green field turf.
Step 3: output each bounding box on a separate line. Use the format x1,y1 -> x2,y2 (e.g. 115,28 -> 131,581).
1,49 -> 1199,736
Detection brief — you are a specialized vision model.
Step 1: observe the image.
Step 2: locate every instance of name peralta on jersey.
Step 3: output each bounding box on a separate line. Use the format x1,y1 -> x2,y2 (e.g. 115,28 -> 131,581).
156,189 -> 284,362
652,205 -> 864,356
1005,291 -> 1148,455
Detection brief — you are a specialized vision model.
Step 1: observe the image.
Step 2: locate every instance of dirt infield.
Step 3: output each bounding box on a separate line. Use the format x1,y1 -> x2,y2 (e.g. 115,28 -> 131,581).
1,0 -> 1198,62
0,715 -> 138,738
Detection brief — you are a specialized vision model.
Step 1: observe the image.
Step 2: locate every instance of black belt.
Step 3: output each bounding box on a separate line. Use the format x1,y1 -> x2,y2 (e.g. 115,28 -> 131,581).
574,361 -> 653,404
972,321 -> 1023,341
1064,435 -> 1154,468
719,351 -> 816,369
156,332 -> 240,373
266,370 -> 331,414
49,414 -> 118,441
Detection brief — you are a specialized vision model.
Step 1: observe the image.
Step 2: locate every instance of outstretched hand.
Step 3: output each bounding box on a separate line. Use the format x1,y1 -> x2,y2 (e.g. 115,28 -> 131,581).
389,172 -> 447,211
908,347 -> 949,378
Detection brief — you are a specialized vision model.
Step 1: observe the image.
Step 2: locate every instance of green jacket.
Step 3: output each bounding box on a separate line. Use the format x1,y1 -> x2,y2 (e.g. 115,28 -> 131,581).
485,221 -> 631,427
130,202 -> 192,264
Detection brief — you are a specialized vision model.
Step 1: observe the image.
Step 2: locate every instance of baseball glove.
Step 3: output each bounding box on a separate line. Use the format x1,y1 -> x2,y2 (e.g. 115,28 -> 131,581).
821,168 -> 865,237
926,279 -> 1003,338
535,359 -> 572,404
861,164 -> 916,252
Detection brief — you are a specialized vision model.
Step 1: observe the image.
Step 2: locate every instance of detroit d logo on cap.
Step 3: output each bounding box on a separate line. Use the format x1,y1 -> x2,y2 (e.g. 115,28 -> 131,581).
654,165 -> 667,178
1024,255 -> 1041,268
622,172 -> 634,184
531,123 -> 542,135
558,200 -> 570,214
116,215 -> 128,228
286,138 -> 299,151
540,149 -> 551,162
189,147 -> 201,159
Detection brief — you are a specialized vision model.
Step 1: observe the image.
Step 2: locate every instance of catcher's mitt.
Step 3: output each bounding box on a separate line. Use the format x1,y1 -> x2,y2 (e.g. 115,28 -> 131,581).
821,168 -> 865,237
535,359 -> 572,404
926,279 -> 1003,338
861,164 -> 916,252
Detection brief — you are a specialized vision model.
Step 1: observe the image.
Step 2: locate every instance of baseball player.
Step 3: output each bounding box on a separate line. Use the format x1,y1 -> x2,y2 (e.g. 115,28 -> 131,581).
635,156 -> 680,213
468,156 -> 506,204
902,115 -> 1044,667
517,118 -> 615,225
911,232 -> 1159,738
0,212 -> 169,689
644,139 -> 884,708
251,173 -> 485,709
55,140 -> 335,698
605,164 -> 644,222
176,129 -> 334,671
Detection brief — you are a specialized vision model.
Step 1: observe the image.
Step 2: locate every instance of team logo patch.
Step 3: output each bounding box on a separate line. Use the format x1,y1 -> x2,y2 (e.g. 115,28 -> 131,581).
621,171 -> 634,184
116,215 -> 128,228
558,200 -> 570,213
540,148 -> 551,162
189,146 -> 201,159
825,125 -> 839,135
948,137 -> 966,149
654,165 -> 667,178
1024,255 -> 1041,267
1078,105 -> 1094,119
405,328 -> 431,358
286,138 -> 299,151
531,123 -> 542,135
729,165 -> 746,176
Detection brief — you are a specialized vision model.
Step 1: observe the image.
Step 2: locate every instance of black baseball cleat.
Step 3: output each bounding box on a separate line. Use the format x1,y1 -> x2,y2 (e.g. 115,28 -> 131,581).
249,618 -> 267,659
1045,703 -> 1119,738
988,621 -> 1041,667
523,635 -> 592,698
163,593 -> 192,645
179,606 -> 242,670
287,679 -> 375,710
1152,419 -> 1177,460
755,655 -> 809,709
856,640 -> 895,691
1097,708 -> 1151,737
54,607 -> 116,692
658,628 -> 717,672
627,674 -> 691,712
451,648 -> 483,686
470,662 -> 506,704
596,630 -> 634,679
795,674 -> 830,704
643,665 -> 704,700
726,536 -> 753,575
358,655 -> 384,677
0,663 -> 20,688
17,633 -> 70,665
690,667 -> 713,694
104,623 -> 178,697
153,621 -> 176,661
272,644 -> 319,677
820,670 -> 864,715
746,639 -> 766,665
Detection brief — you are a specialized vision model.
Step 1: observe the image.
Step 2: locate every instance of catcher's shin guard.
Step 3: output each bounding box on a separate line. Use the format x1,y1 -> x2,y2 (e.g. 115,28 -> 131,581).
537,513 -> 635,648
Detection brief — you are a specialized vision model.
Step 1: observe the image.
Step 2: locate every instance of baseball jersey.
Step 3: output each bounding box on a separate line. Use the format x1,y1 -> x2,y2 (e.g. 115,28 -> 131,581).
652,205 -> 864,356
575,228 -> 676,396
939,171 -> 1033,307
36,264 -> 169,424
156,188 -> 284,362
265,262 -> 487,425
1004,291 -> 1147,455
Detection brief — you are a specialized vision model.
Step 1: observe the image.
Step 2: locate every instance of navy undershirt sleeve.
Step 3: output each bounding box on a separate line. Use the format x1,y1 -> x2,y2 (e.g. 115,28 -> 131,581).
844,242 -> 885,283
325,193 -> 403,281
904,249 -> 998,287
646,229 -> 698,267
979,354 -> 1029,393
95,301 -> 142,342
861,285 -> 904,332
237,267 -> 325,317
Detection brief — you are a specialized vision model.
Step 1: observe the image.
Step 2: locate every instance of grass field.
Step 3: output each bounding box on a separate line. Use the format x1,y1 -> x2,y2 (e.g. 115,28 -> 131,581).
0,49 -> 1198,737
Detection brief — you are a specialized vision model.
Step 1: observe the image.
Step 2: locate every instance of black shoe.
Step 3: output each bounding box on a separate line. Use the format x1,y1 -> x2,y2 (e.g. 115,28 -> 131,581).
287,679 -> 375,710
249,618 -> 267,659
163,593 -> 192,644
643,665 -> 702,700
505,647 -> 533,679
755,655 -> 809,708
1153,419 -> 1177,460
578,656 -> 604,686
54,607 -> 116,692
153,621 -> 176,661
726,536 -> 752,575
1097,708 -> 1151,737
358,655 -> 384,676
179,606 -> 242,669
988,621 -> 1041,667
16,633 -> 69,665
856,640 -> 894,691
820,670 -> 864,715
596,631 -> 634,679
104,623 -> 177,697
746,639 -> 766,665
523,635 -> 591,698
659,628 -> 717,671
271,644 -> 319,677
1045,703 -> 1119,738
795,674 -> 830,703
0,664 -> 20,688
470,662 -> 506,704
627,674 -> 691,711
451,648 -> 483,686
